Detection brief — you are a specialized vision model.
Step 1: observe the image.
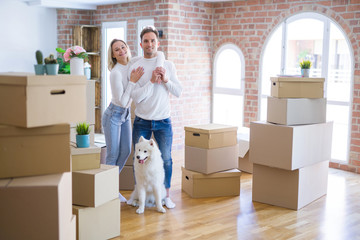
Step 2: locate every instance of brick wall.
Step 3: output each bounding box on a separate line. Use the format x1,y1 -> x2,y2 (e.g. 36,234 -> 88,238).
57,0 -> 360,173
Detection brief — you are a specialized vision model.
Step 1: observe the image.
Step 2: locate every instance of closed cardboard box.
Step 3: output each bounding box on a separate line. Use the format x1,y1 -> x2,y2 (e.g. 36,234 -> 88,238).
73,198 -> 120,240
185,144 -> 239,174
267,97 -> 326,125
71,145 -> 101,171
120,165 -> 135,190
72,164 -> 118,207
252,161 -> 329,210
182,167 -> 241,198
0,73 -> 87,128
0,124 -> 70,179
270,77 -> 324,98
0,172 -> 73,240
238,154 -> 253,174
250,121 -> 333,170
184,124 -> 237,149
237,127 -> 252,173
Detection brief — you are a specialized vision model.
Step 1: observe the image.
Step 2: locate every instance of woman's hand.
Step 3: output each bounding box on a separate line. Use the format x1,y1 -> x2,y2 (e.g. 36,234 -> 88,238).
130,66 -> 144,83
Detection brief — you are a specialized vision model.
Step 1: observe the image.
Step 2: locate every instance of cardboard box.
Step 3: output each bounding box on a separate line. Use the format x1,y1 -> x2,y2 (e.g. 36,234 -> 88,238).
252,161 -> 329,210
73,198 -> 120,240
72,164 -> 119,207
182,167 -> 241,198
185,123 -> 238,149
0,124 -> 70,179
86,80 -> 95,125
71,145 -> 101,171
250,121 -> 333,170
237,127 -> 252,173
66,215 -> 76,240
0,73 -> 87,128
267,97 -> 326,125
270,77 -> 324,98
185,144 -> 239,174
0,172 -> 72,240
120,165 -> 135,190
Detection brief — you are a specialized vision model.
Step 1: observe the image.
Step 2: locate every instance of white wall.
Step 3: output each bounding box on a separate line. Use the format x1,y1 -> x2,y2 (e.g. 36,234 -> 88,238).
0,0 -> 57,72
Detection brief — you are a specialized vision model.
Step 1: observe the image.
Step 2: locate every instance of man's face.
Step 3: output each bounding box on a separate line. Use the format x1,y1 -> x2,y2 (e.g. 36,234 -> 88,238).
140,32 -> 159,58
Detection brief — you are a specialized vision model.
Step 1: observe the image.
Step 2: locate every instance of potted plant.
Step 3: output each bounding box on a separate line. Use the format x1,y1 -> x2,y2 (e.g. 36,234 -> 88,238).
76,122 -> 90,148
34,50 -> 45,75
56,46 -> 88,75
44,53 -> 59,75
300,60 -> 312,77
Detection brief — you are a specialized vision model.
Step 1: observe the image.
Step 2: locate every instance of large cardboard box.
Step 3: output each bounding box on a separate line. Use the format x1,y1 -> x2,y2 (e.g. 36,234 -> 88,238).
182,167 -> 241,198
66,215 -> 76,240
184,124 -> 237,149
0,172 -> 72,240
0,73 -> 87,128
185,144 -> 239,174
250,121 -> 333,170
72,164 -> 118,207
120,165 -> 135,190
270,77 -> 324,98
0,124 -> 70,179
252,161 -> 329,210
267,97 -> 326,125
71,145 -> 101,171
73,198 -> 120,240
237,127 -> 252,173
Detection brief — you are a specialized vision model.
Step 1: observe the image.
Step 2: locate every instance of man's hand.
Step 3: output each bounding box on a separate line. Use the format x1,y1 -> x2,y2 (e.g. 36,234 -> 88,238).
154,67 -> 168,83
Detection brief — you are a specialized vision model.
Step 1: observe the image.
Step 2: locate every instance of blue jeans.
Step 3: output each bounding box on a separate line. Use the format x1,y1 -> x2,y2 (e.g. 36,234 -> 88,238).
132,116 -> 173,189
102,103 -> 131,173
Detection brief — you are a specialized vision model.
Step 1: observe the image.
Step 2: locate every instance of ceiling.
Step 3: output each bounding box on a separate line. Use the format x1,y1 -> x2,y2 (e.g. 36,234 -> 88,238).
21,0 -> 222,10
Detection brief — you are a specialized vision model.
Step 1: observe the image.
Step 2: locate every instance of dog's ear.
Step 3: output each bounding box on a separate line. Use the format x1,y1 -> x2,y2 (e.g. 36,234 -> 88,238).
139,136 -> 145,142
149,139 -> 155,147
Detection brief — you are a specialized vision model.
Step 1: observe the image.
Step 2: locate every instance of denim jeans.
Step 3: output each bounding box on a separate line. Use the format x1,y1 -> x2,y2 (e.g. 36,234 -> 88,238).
132,116 -> 173,189
102,103 -> 131,173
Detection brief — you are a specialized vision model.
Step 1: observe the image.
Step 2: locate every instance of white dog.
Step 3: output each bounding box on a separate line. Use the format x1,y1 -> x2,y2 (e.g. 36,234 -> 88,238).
127,136 -> 167,214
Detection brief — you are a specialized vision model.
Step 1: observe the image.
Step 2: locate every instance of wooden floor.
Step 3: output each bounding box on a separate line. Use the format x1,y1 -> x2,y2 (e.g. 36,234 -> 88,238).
113,153 -> 360,240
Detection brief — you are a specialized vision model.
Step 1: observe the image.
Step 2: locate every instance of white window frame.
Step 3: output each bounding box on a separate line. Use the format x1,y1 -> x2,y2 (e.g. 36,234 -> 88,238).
137,19 -> 154,57
212,43 -> 246,126
101,21 -> 127,115
259,12 -> 354,162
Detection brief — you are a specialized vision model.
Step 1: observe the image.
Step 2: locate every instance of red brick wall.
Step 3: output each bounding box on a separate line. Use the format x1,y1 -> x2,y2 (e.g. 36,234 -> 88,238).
212,0 -> 360,173
57,0 -> 360,173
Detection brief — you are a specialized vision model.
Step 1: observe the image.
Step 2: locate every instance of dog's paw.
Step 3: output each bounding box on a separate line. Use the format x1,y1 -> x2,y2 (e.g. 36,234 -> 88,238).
128,199 -> 139,207
136,207 -> 145,214
157,206 -> 166,213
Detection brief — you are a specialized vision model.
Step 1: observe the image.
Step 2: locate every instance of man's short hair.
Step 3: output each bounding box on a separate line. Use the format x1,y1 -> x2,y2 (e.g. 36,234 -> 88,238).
140,25 -> 159,41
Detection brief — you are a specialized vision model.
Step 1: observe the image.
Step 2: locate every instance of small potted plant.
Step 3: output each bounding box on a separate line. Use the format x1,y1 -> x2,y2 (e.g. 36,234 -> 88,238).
76,122 -> 90,148
34,50 -> 45,75
44,53 -> 59,75
56,46 -> 88,75
300,60 -> 312,77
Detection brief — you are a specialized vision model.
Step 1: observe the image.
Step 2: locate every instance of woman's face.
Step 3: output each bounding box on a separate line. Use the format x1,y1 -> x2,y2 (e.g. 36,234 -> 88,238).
112,41 -> 128,64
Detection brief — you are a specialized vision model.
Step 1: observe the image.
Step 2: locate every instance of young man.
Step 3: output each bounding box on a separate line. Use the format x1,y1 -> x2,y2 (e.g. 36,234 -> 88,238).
128,26 -> 182,208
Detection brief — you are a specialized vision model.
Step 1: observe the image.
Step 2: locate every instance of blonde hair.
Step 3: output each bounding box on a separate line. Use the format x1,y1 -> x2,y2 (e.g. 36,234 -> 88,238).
107,39 -> 132,71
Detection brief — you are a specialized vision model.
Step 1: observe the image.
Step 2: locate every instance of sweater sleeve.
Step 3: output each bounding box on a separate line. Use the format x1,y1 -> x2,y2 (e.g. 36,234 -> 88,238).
109,70 -> 124,105
164,61 -> 182,98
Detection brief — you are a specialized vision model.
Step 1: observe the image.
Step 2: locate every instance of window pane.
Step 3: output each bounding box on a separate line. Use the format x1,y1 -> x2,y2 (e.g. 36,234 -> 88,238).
261,25 -> 282,96
285,18 -> 324,77
327,23 -> 351,102
215,49 -> 241,89
213,94 -> 243,129
327,104 -> 349,161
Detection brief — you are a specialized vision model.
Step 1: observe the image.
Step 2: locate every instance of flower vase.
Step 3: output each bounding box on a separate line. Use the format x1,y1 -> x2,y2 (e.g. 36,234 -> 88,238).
301,69 -> 310,78
76,134 -> 90,148
70,57 -> 84,75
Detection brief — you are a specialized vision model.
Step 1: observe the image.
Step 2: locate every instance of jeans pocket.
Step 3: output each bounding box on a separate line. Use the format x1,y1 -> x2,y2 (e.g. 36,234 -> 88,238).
110,109 -> 126,126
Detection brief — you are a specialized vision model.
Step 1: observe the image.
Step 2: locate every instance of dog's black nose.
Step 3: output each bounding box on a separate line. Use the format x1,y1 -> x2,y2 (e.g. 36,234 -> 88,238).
136,155 -> 140,159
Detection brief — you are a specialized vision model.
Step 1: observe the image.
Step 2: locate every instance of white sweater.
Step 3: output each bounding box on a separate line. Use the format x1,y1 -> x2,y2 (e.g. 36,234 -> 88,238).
128,56 -> 182,120
109,62 -> 134,108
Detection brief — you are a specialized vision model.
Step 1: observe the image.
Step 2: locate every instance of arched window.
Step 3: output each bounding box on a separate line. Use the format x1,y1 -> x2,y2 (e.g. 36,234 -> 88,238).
212,44 -> 245,129
260,12 -> 353,162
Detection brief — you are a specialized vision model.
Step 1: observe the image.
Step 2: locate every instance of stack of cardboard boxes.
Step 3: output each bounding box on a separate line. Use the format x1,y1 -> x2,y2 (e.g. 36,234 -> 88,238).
250,77 -> 333,210
0,73 -> 87,239
182,124 -> 241,198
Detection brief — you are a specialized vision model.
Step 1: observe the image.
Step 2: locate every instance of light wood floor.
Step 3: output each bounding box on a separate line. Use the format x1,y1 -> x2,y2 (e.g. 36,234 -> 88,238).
114,153 -> 360,240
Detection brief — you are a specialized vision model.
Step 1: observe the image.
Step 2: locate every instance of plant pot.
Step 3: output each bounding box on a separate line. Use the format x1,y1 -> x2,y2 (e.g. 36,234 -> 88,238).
76,134 -> 90,148
34,64 -> 45,75
301,69 -> 310,78
45,64 -> 59,75
70,57 -> 84,75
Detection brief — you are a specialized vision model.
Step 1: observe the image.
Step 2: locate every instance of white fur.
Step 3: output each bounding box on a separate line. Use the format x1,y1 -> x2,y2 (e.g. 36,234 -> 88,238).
127,136 -> 166,214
